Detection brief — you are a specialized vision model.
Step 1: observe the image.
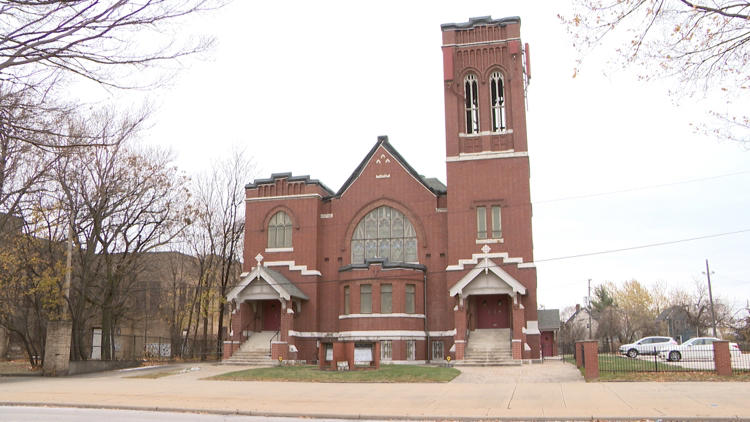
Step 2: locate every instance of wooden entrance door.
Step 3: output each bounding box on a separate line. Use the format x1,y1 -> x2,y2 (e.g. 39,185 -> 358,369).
262,300 -> 281,331
541,331 -> 554,357
476,294 -> 509,329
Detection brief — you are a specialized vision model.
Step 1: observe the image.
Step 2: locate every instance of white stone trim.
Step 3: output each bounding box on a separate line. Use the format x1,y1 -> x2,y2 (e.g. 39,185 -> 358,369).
264,260 -> 321,276
339,313 -> 425,320
454,340 -> 466,344
319,213 -> 333,219
288,329 -> 453,340
436,208 -> 448,213
518,262 -> 536,268
375,174 -> 390,179
265,247 -> 293,253
383,360 -> 427,365
476,238 -> 503,244
429,329 -> 457,337
446,151 -> 528,162
446,249 -> 529,272
525,320 -> 540,335
271,341 -> 287,345
223,341 -> 241,344
458,129 -> 514,137
448,257 -> 527,297
512,339 -> 522,343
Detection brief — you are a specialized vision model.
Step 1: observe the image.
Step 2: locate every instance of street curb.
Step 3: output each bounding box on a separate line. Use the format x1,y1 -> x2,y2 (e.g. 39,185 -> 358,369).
1,402 -> 747,421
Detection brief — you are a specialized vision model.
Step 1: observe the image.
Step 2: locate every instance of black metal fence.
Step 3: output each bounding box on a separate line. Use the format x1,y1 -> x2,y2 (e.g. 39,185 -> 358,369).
91,334 -> 220,361
561,342 -> 749,375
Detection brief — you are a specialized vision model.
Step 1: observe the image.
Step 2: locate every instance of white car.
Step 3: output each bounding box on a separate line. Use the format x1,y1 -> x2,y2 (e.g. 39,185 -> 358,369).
658,337 -> 742,362
619,336 -> 677,358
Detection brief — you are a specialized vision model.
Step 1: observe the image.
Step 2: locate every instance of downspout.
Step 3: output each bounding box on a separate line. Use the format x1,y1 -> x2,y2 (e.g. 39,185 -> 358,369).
423,269 -> 429,363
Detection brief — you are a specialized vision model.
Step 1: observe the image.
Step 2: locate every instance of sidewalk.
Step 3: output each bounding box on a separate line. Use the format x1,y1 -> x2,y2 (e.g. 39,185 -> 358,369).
1,361 -> 749,420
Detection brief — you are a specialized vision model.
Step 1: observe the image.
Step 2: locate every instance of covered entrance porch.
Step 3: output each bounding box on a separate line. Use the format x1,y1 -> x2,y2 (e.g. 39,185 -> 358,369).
449,255 -> 527,362
224,257 -> 308,361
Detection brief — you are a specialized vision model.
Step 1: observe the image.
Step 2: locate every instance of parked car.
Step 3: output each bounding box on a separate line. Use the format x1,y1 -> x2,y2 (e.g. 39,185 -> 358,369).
658,337 -> 742,362
619,336 -> 677,358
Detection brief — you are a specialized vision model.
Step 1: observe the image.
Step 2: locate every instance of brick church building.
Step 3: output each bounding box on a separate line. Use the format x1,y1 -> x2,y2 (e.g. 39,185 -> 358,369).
224,16 -> 540,365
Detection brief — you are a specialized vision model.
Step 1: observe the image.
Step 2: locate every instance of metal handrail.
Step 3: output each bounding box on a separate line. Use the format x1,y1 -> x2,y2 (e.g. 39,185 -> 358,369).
269,330 -> 279,356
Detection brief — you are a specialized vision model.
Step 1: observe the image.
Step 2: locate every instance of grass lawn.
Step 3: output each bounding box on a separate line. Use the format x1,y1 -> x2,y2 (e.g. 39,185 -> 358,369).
209,364 -> 460,383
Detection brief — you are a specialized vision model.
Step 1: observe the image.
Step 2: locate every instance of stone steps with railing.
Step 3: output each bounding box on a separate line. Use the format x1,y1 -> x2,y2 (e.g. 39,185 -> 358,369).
455,328 -> 520,367
222,331 -> 277,366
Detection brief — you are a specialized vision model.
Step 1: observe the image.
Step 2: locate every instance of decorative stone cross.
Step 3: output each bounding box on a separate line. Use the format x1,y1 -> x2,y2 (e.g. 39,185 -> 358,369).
481,244 -> 491,254
255,253 -> 264,267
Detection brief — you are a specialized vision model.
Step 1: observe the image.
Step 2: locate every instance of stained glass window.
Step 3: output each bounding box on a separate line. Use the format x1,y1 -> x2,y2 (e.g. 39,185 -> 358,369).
267,211 -> 292,248
351,206 -> 417,264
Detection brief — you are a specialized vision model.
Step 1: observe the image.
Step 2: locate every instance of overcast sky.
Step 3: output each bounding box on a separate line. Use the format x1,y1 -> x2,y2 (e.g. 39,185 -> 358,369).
98,1 -> 749,313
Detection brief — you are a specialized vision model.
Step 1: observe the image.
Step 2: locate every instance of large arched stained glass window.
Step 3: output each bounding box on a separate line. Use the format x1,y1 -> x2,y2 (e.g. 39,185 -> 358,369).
351,206 -> 417,264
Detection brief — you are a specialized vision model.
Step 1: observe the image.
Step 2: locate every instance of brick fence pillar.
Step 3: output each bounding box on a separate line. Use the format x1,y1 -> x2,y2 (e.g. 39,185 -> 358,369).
575,341 -> 584,369
512,339 -> 522,359
581,340 -> 599,380
713,340 -> 731,376
453,301 -> 467,360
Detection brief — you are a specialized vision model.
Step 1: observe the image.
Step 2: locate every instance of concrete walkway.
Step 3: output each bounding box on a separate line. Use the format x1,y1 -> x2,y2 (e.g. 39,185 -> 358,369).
1,361 -> 749,420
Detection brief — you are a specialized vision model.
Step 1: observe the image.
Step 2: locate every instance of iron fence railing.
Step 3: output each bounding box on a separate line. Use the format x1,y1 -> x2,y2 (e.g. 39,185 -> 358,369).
560,341 -> 749,374
90,334 -> 220,361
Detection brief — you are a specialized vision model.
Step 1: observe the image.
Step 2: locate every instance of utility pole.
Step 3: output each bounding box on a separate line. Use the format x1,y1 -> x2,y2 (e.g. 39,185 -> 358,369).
587,279 -> 592,339
704,259 -> 717,337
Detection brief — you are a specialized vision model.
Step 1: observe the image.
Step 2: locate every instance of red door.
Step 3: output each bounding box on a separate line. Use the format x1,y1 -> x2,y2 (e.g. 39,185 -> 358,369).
541,331 -> 554,357
262,300 -> 281,331
476,295 -> 509,329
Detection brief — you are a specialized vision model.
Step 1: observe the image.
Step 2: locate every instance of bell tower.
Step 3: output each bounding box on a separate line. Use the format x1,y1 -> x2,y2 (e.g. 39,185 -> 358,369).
441,16 -> 539,358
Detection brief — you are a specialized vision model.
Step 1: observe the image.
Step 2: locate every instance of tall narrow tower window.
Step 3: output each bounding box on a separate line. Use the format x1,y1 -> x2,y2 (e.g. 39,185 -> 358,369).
464,74 -> 479,134
490,71 -> 506,132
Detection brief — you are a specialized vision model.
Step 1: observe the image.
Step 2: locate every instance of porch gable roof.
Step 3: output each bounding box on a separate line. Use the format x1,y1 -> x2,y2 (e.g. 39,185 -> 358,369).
449,256 -> 527,297
227,265 -> 309,303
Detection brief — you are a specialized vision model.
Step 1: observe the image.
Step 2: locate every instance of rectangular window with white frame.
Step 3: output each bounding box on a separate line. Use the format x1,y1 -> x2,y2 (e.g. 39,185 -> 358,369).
476,206 -> 487,239
405,284 -> 415,314
360,284 -> 372,314
491,205 -> 502,238
380,283 -> 392,314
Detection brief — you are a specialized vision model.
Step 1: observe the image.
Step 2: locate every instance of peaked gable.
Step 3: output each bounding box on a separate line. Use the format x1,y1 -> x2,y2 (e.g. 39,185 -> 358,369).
334,136 -> 446,198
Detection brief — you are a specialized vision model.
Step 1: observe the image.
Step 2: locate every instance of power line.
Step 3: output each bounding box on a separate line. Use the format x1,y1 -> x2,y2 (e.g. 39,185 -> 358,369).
534,228 -> 750,263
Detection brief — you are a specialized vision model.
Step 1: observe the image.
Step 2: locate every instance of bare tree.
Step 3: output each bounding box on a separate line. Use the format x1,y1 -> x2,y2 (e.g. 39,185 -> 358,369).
55,108 -> 190,359
183,150 -> 252,359
561,0 -> 750,142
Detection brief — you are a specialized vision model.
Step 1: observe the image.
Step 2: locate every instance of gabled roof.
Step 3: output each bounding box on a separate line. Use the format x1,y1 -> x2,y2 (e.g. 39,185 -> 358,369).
333,136 -> 446,198
226,265 -> 309,303
538,309 -> 561,331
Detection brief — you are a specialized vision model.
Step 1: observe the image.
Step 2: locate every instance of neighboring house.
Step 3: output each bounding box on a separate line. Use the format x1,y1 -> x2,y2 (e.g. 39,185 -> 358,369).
559,304 -> 599,353
656,306 -> 698,343
225,16 -> 540,364
538,309 -> 561,357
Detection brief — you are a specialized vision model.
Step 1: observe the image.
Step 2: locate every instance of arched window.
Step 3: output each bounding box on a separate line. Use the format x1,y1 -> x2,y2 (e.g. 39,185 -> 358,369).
351,206 -> 417,264
267,211 -> 292,248
464,73 -> 479,134
490,71 -> 506,132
